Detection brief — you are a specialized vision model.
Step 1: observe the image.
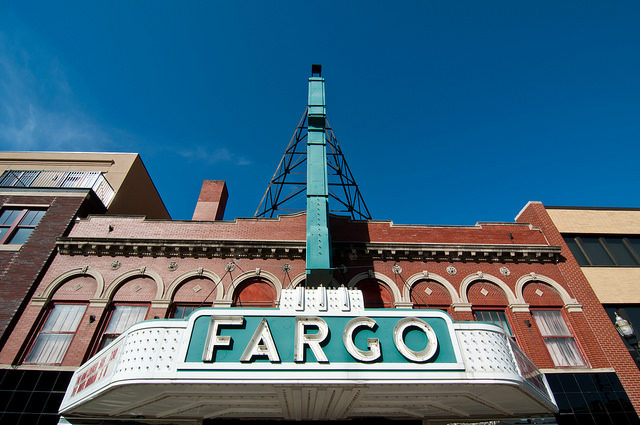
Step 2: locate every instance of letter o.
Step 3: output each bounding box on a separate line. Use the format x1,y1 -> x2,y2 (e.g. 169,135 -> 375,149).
393,317 -> 438,362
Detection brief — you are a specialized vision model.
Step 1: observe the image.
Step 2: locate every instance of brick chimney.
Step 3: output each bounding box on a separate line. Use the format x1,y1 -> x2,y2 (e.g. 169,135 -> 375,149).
192,180 -> 228,221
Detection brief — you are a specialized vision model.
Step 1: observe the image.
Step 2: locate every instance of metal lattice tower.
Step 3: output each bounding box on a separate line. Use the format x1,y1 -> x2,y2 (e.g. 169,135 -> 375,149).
255,71 -> 371,221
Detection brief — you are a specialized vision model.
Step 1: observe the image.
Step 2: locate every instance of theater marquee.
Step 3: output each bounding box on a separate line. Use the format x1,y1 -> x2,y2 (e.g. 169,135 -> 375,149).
60,288 -> 557,423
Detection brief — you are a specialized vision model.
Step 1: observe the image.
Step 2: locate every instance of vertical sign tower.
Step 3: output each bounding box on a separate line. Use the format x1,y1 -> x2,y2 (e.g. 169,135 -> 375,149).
305,65 -> 332,287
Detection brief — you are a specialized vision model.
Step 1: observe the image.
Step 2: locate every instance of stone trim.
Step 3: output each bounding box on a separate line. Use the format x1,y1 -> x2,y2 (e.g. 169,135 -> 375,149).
515,272 -> 582,312
0,244 -> 22,251
346,271 -> 403,308
35,266 -> 105,302
401,271 -> 462,305
164,268 -> 224,302
459,272 -> 521,305
222,269 -> 283,307
57,238 -> 306,260
103,268 -> 164,301
334,242 -> 561,263
56,237 -> 561,263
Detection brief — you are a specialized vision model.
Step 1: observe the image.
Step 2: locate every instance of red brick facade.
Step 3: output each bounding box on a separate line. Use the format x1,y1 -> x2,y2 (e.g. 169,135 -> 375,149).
0,192 -> 101,351
516,202 -> 640,412
2,202 -> 639,418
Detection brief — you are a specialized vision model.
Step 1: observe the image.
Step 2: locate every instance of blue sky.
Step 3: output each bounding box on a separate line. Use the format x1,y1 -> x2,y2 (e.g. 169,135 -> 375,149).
1,2 -> 638,224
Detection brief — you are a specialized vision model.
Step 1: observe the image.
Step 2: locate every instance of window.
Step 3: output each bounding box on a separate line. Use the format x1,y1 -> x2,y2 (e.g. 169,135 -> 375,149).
0,170 -> 39,187
0,208 -> 46,244
474,310 -> 513,337
171,305 -> 201,319
532,310 -> 586,367
99,305 -> 148,350
24,304 -> 86,364
604,305 -> 640,368
564,235 -> 640,266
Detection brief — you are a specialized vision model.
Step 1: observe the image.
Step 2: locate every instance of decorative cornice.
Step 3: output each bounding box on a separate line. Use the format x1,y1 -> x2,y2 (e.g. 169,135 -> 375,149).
57,237 -> 562,263
57,237 -> 306,260
334,242 -> 562,263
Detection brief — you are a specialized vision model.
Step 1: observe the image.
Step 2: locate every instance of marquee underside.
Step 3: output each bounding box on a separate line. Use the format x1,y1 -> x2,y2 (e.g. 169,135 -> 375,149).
61,380 -> 554,424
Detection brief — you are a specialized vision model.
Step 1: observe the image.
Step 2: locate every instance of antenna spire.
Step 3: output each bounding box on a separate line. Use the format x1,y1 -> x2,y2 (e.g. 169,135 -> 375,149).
255,68 -> 371,222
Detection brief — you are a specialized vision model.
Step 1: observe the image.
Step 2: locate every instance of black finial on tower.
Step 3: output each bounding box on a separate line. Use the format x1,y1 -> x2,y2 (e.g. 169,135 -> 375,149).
311,64 -> 322,77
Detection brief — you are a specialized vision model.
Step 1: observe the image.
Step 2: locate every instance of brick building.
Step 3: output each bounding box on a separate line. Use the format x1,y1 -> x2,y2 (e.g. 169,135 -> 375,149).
1,71 -> 638,424
0,182 -> 638,424
534,206 -> 640,366
0,152 -> 169,424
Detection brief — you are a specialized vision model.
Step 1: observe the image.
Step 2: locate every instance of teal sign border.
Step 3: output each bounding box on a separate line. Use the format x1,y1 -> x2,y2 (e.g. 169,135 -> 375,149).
184,310 -> 457,368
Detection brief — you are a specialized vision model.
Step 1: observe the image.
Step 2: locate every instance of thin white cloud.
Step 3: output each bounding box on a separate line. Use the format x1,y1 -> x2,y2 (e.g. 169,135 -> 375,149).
176,145 -> 252,166
236,156 -> 252,166
0,25 -> 251,167
0,30 -> 117,151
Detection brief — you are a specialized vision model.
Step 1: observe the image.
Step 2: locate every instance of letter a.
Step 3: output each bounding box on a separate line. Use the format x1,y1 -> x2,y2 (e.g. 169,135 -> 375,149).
240,318 -> 280,363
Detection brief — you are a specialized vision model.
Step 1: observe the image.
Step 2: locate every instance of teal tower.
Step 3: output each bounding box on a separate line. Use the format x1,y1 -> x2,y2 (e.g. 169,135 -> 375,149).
255,65 -> 371,285
305,65 -> 332,287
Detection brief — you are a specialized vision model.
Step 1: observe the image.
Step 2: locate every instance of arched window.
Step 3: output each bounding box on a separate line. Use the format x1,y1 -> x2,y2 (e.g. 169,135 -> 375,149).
356,278 -> 393,309
232,277 -> 276,307
410,280 -> 452,312
98,276 -> 154,350
170,276 -> 218,318
24,275 -> 96,364
468,280 -> 513,337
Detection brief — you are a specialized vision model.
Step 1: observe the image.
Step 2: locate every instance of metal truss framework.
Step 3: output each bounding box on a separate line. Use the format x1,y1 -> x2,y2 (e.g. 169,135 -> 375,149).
255,108 -> 372,220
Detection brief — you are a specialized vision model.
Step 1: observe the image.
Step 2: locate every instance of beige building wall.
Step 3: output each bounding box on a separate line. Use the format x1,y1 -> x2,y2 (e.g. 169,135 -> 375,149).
545,206 -> 640,305
547,208 -> 640,234
0,152 -> 170,219
581,268 -> 640,304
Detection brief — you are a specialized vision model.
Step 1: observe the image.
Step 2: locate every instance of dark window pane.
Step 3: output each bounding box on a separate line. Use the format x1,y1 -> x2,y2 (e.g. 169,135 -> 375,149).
591,412 -> 614,425
99,335 -> 117,350
44,393 -> 65,413
52,372 -> 73,392
8,392 -> 30,412
609,412 -> 632,425
565,237 -> 590,265
570,413 -> 596,425
575,373 -> 597,393
0,209 -> 21,226
0,228 -> 7,240
37,414 -> 63,425
25,393 -> 44,413
0,390 -> 12,410
8,228 -> 33,244
605,239 -> 639,266
555,392 -> 573,413
16,371 -> 39,391
172,306 -> 186,319
579,237 -> 614,266
1,414 -> 21,424
604,305 -> 640,368
17,413 -> 40,425
34,372 -> 57,391
627,238 -> 640,260
20,210 -> 44,226
474,310 -> 513,336
172,305 -> 200,319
